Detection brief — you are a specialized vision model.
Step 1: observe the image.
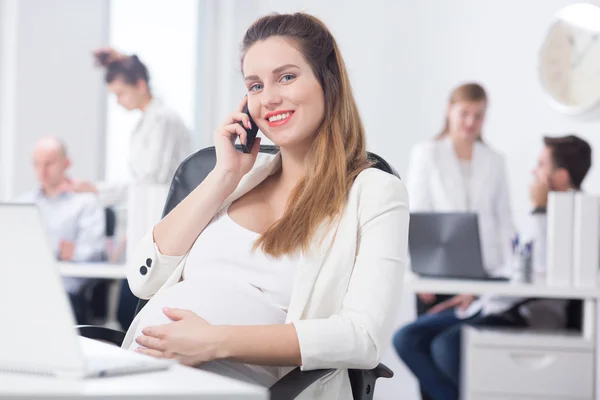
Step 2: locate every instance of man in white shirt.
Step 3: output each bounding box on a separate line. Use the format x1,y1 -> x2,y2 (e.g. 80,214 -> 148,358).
17,137 -> 106,324
393,135 -> 592,400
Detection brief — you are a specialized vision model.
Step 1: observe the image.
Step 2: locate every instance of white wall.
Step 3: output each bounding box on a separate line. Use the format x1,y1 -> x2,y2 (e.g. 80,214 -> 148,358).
0,0 -> 109,199
105,0 -> 199,182
0,0 -> 19,200
194,0 -> 262,149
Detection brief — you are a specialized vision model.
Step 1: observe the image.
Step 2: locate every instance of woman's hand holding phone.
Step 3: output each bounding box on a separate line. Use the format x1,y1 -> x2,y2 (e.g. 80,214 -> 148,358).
213,96 -> 261,185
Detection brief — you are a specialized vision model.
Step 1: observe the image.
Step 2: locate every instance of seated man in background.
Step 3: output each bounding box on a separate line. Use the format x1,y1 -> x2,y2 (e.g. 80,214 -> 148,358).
393,134 -> 592,400
17,137 -> 106,324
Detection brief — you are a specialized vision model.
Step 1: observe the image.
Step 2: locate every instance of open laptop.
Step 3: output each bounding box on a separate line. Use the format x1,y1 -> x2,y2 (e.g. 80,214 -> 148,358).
0,203 -> 173,378
409,212 -> 508,281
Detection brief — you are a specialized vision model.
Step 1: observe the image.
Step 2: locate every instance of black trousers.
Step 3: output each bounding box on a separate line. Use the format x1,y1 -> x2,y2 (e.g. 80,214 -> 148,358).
117,280 -> 138,331
68,292 -> 87,325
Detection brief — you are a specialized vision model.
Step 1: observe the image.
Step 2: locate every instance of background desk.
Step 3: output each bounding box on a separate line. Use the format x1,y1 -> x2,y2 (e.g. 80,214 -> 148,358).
59,262 -> 127,329
58,262 -> 126,279
0,337 -> 267,399
405,273 -> 600,299
405,273 -> 600,400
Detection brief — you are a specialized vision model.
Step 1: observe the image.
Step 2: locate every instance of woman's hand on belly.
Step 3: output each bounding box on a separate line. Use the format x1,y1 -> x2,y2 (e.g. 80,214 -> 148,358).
135,307 -> 220,366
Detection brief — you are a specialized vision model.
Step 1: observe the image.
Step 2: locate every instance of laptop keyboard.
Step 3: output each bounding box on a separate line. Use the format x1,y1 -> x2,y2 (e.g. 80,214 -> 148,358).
85,355 -> 172,376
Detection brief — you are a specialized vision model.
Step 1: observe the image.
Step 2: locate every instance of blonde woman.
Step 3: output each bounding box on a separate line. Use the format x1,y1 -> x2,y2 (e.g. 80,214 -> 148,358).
394,83 -> 515,400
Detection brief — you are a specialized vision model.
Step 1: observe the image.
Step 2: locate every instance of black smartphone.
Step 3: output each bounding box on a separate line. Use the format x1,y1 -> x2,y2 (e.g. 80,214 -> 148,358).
238,103 -> 259,153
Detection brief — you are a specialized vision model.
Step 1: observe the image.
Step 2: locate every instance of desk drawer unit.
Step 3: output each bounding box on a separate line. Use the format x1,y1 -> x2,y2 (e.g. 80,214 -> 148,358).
466,347 -> 593,398
473,396 -> 592,400
462,328 -> 595,400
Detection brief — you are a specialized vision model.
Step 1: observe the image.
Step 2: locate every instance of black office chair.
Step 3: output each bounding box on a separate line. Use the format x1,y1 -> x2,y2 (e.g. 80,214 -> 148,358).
565,300 -> 583,331
104,207 -> 117,238
79,145 -> 398,400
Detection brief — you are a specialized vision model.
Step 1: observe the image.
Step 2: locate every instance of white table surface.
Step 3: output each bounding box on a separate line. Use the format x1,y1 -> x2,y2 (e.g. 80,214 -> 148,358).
59,264 -> 600,298
58,262 -> 126,279
404,272 -> 600,299
0,337 -> 267,399
69,263 -> 600,298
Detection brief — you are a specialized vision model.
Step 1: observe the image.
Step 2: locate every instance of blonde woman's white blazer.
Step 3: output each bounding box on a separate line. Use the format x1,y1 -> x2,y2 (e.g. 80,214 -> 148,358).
407,137 -> 514,274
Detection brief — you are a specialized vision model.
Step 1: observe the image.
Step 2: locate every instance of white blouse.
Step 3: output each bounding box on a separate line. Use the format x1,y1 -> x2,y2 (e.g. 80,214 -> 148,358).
458,159 -> 472,209
129,99 -> 191,185
128,206 -> 299,387
98,99 -> 192,206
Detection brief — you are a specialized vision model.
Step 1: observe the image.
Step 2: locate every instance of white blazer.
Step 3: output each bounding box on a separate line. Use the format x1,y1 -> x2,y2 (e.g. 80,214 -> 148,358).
122,152 -> 410,399
408,137 -> 514,274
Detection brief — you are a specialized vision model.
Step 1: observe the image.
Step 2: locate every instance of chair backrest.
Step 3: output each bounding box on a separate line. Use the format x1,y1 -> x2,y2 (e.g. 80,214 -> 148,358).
162,145 -> 398,217
134,145 -> 399,316
104,207 -> 117,238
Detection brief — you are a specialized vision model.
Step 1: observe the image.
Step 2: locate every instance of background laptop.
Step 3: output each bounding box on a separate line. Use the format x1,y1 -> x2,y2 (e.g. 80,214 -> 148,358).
0,203 -> 173,378
409,212 -> 508,281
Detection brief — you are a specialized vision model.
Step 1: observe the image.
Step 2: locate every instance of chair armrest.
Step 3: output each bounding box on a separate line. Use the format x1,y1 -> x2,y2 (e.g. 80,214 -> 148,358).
269,363 -> 394,400
348,363 -> 394,400
77,325 -> 126,346
269,367 -> 335,400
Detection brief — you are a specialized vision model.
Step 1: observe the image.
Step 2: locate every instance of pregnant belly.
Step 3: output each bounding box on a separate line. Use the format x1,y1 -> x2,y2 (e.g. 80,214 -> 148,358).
135,275 -> 287,328
129,276 -> 289,387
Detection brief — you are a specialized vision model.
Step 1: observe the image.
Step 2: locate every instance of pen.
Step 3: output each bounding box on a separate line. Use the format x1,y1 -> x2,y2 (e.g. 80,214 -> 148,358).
512,234 -> 520,253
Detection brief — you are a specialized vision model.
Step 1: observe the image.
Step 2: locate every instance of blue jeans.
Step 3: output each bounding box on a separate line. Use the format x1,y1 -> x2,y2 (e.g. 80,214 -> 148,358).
392,309 -> 524,400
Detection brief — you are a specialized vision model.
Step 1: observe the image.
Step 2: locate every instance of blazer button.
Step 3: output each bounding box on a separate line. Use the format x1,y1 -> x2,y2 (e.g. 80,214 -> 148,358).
146,258 -> 152,268
140,266 -> 148,275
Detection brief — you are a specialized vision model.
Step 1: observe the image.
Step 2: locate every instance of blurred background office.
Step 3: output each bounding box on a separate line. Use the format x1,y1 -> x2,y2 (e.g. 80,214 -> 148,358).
1,0 -> 600,399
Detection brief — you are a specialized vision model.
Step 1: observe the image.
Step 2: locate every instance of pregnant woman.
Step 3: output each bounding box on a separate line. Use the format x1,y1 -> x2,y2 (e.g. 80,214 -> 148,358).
122,12 -> 409,400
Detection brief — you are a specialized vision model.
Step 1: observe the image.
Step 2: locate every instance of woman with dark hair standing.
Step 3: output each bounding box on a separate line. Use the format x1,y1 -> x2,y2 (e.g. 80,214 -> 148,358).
73,49 -> 192,205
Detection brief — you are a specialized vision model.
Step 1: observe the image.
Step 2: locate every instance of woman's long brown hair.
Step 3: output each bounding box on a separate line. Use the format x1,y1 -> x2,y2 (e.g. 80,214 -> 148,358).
241,13 -> 372,257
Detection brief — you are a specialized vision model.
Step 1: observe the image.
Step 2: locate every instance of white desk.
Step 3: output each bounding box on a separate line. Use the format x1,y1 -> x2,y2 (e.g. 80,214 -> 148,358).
58,262 -> 127,330
405,273 -> 600,400
58,262 -> 126,279
0,338 -> 267,399
404,273 -> 600,299
405,273 -> 600,336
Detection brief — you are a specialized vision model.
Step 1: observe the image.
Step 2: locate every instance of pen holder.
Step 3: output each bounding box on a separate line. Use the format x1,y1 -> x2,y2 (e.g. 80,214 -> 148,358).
511,251 -> 533,284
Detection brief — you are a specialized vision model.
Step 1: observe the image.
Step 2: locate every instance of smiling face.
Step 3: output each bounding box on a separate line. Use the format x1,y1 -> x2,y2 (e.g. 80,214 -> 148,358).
242,36 -> 325,153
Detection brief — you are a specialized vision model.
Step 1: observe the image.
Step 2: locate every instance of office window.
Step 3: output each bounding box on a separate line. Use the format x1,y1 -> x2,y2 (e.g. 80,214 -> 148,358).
105,0 -> 199,182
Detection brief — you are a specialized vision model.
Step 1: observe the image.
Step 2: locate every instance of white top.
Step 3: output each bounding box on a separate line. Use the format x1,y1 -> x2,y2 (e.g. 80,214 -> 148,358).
98,99 -> 192,206
458,159 -> 472,209
129,206 -> 299,387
